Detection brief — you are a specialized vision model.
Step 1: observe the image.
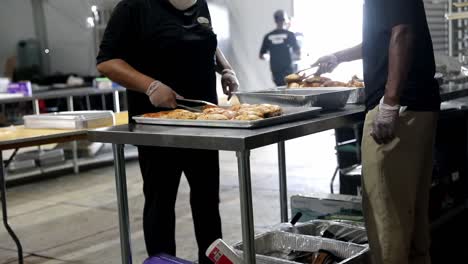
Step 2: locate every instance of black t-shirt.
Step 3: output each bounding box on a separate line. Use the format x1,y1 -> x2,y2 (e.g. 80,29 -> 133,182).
363,0 -> 441,111
97,0 -> 218,118
260,29 -> 300,73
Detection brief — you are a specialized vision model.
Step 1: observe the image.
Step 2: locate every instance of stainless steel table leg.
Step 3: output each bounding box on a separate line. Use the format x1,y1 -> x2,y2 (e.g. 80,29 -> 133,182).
67,96 -> 79,174
0,151 -> 24,264
86,96 -> 91,110
113,144 -> 132,264
113,91 -> 121,113
278,141 -> 288,223
101,94 -> 107,110
236,150 -> 256,264
32,100 -> 40,114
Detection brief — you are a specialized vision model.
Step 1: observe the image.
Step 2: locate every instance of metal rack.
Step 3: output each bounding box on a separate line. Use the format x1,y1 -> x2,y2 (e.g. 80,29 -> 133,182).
445,0 -> 468,57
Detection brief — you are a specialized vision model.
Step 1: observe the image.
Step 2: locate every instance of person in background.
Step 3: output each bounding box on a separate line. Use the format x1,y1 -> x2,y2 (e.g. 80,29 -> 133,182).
260,10 -> 301,86
96,0 -> 239,263
314,0 -> 440,263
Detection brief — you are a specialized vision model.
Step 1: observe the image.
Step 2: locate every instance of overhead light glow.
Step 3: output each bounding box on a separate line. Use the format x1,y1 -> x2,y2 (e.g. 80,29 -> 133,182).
44,49 -> 50,54
86,17 -> 95,28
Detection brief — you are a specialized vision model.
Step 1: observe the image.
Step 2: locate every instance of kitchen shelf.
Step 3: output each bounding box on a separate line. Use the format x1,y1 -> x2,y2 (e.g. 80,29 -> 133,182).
5,146 -> 138,184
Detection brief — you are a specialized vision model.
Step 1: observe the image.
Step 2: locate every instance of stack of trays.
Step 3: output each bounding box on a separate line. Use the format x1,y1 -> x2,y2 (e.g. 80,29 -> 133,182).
23,111 -> 115,130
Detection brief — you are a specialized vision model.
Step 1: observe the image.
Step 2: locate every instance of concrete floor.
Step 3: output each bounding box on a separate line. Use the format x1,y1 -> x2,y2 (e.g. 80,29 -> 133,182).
0,131 -> 339,264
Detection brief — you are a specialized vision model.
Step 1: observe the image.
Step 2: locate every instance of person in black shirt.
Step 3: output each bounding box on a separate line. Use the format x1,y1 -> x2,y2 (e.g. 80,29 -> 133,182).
314,0 -> 440,263
260,10 -> 301,86
96,0 -> 239,263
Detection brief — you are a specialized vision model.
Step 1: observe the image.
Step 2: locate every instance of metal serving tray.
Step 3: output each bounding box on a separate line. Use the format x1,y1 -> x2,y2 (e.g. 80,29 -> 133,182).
233,231 -> 369,264
235,87 -> 356,110
133,107 -> 322,129
24,111 -> 115,130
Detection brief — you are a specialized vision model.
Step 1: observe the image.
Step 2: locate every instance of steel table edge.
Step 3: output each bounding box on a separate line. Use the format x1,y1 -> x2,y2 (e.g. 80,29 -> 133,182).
87,126 -> 249,151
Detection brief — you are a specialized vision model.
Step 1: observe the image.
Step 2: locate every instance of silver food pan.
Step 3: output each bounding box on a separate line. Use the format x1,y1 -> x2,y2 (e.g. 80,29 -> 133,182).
24,111 -> 115,130
133,107 -> 322,129
233,231 -> 368,264
235,87 -> 356,110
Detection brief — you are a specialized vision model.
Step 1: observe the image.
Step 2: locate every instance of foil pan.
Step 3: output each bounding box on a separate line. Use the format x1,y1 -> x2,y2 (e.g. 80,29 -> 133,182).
282,220 -> 368,245
233,231 -> 369,264
235,88 -> 355,110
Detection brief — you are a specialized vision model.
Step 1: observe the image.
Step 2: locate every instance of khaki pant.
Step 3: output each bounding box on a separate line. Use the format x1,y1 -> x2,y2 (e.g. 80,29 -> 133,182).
362,107 -> 438,264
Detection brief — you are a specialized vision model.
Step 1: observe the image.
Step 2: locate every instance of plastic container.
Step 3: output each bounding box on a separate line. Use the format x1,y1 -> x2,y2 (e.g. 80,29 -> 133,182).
207,239 -> 243,264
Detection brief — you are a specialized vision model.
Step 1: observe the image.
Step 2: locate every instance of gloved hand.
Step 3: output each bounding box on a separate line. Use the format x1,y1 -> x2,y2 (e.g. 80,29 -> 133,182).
146,80 -> 183,109
312,54 -> 340,74
221,69 -> 239,100
370,99 -> 400,145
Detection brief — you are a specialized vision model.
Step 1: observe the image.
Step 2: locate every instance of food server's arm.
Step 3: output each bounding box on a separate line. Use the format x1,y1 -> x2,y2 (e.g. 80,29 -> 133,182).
97,59 -> 153,94
215,48 -> 239,100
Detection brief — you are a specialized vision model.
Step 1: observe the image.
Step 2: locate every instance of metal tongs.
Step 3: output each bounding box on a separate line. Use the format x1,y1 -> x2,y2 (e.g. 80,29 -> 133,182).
295,64 -> 322,79
176,98 -> 217,112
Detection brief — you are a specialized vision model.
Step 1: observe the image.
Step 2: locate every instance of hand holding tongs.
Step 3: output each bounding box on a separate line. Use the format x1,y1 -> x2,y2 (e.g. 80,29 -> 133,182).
176,98 -> 217,112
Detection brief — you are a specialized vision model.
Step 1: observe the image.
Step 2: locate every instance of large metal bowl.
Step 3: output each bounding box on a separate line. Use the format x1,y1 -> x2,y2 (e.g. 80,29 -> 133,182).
235,87 -> 356,110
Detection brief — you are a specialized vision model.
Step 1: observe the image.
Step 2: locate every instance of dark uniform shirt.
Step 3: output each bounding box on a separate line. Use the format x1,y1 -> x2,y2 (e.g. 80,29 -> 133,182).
97,0 -> 218,119
260,29 -> 300,74
363,0 -> 441,111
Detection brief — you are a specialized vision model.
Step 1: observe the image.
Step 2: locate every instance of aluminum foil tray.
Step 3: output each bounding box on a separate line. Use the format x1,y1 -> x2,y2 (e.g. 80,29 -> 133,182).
282,220 -> 368,245
235,88 -> 355,110
133,107 -> 322,129
233,231 -> 369,264
24,111 -> 115,130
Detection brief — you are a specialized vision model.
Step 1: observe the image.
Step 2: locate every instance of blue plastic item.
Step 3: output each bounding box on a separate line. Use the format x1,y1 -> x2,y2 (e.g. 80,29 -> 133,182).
143,254 -> 193,264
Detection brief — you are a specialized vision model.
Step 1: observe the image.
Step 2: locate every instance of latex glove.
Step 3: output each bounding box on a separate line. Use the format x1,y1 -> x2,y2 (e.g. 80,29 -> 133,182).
221,69 -> 239,100
312,54 -> 339,74
370,99 -> 400,145
146,80 -> 182,109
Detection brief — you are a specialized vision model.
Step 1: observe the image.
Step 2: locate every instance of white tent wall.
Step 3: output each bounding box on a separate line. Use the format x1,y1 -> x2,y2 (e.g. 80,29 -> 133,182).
42,0 -> 97,76
0,0 -> 36,76
221,0 -> 293,91
0,0 -> 293,91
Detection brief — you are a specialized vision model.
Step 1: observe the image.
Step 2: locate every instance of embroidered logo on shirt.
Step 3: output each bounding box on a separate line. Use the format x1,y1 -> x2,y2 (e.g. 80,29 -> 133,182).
197,17 -> 210,25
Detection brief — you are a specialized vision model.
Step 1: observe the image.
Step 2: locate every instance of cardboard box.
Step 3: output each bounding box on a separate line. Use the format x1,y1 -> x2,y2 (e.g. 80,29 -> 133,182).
291,193 -> 364,223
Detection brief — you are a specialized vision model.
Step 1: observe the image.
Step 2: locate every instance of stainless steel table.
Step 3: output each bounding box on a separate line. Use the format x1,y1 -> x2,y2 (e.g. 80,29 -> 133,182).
87,106 -> 365,264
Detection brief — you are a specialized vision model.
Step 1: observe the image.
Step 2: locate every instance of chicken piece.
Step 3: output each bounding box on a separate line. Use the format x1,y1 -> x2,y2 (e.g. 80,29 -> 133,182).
196,114 -> 229,120
236,109 -> 264,117
322,81 -> 348,87
285,73 -> 305,83
234,114 -> 263,121
287,82 -> 302,88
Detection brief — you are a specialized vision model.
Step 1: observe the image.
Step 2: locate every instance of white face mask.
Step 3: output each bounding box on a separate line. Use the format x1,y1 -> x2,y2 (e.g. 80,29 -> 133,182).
168,0 -> 197,10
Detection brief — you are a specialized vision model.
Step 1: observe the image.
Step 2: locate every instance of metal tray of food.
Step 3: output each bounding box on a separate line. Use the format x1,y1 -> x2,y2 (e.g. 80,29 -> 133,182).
133,107 -> 322,129
235,87 -> 356,110
232,231 -> 369,264
24,111 -> 115,130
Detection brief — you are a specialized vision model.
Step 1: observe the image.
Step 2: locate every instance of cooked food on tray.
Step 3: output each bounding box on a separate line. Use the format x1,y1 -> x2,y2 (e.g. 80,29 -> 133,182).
234,114 -> 263,121
285,75 -> 364,88
197,113 -> 229,120
142,104 -> 283,121
284,73 -> 306,83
